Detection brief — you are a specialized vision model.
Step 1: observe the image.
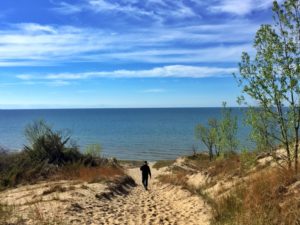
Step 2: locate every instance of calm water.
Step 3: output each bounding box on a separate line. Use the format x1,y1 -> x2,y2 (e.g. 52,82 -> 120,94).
0,108 -> 251,160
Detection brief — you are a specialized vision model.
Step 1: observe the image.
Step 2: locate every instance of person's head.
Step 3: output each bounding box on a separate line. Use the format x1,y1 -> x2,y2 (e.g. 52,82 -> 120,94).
144,161 -> 148,165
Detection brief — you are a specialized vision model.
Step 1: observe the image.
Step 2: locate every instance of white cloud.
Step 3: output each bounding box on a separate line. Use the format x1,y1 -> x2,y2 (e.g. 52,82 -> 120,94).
16,74 -> 33,80
0,21 -> 257,66
17,65 -> 237,80
51,0 -> 279,19
52,0 -> 197,20
51,1 -> 83,15
209,0 -> 279,16
102,44 -> 253,63
14,23 -> 57,34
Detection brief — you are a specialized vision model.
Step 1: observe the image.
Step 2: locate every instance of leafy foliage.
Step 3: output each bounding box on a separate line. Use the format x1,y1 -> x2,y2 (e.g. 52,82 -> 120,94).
236,0 -> 300,170
195,102 -> 238,160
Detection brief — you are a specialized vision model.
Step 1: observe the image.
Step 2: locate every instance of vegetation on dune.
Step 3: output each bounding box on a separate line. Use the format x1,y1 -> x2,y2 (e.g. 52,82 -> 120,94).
195,102 -> 238,161
236,0 -> 300,171
153,160 -> 175,169
0,0 -> 299,224
0,120 -> 122,190
24,120 -> 81,166
191,0 -> 300,224
84,143 -> 102,158
212,168 -> 300,225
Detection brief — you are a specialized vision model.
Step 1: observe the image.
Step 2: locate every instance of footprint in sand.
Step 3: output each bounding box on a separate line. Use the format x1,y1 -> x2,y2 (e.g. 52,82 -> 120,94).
63,164 -> 211,225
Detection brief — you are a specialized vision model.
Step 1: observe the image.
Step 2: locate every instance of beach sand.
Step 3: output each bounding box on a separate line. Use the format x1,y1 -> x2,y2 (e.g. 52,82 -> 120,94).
98,162 -> 211,225
0,162 -> 211,225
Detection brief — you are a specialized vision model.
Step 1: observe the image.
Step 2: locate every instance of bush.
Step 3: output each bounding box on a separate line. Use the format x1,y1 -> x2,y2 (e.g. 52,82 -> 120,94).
24,120 -> 81,165
84,144 -> 102,158
0,120 -> 114,189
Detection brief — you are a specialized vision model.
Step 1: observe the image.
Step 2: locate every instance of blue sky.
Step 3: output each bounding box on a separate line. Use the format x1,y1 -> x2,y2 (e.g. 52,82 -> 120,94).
0,0 -> 279,108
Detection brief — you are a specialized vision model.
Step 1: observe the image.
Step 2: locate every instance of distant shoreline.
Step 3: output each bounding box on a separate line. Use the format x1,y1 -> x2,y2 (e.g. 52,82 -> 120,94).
0,106 -> 249,110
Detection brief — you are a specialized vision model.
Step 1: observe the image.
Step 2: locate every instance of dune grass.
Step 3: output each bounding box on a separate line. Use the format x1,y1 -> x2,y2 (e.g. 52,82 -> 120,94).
158,151 -> 300,225
212,168 -> 299,225
153,160 -> 175,169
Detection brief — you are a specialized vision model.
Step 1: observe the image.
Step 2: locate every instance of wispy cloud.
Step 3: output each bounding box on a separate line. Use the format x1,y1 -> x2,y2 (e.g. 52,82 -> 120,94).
16,65 -> 237,80
0,21 -> 257,67
52,0 -> 277,19
51,1 -> 83,15
209,0 -> 281,16
52,0 -> 197,21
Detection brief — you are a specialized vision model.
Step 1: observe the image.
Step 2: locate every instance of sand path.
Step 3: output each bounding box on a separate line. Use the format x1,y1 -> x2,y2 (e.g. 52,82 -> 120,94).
0,163 -> 210,225
92,163 -> 210,225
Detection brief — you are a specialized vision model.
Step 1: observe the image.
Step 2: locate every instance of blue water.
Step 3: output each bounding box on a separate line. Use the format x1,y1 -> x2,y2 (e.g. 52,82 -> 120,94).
0,108 -> 251,160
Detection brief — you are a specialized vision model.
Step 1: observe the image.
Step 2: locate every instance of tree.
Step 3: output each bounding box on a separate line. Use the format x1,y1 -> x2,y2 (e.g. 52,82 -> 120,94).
236,0 -> 300,171
195,119 -> 217,161
195,103 -> 238,160
219,102 -> 239,154
245,107 -> 278,153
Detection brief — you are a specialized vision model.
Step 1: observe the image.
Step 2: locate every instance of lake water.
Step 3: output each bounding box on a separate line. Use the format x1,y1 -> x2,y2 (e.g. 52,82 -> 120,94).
0,108 -> 251,160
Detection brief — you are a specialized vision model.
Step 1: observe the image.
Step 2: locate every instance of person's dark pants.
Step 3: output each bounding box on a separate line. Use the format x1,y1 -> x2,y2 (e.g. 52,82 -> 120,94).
142,175 -> 148,190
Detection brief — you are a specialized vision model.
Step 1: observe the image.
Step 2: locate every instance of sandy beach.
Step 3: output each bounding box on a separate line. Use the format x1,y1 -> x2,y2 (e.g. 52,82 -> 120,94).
0,162 -> 211,225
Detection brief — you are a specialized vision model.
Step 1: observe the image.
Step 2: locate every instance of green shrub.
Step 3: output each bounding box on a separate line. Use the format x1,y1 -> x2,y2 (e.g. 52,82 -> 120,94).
24,120 -> 81,165
84,144 -> 102,158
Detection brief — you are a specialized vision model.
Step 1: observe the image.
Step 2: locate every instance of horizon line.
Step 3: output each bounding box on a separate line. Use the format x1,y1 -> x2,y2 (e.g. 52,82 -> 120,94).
0,106 -> 248,110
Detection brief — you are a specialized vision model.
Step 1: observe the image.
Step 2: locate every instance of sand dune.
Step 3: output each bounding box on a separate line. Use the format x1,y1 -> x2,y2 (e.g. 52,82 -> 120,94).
0,163 -> 211,225
95,163 -> 211,225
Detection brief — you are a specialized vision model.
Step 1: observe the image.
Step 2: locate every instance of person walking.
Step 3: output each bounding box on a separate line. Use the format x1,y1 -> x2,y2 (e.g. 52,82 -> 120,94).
140,161 -> 151,190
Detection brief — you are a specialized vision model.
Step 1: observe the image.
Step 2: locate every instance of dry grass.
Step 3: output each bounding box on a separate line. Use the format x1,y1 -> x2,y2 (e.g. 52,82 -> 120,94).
118,160 -> 144,168
208,155 -> 241,177
0,203 -> 25,225
53,165 -> 124,183
157,168 -> 216,207
212,168 -> 300,225
153,160 -> 175,169
184,153 -> 243,178
42,184 -> 67,195
27,204 -> 66,225
1,201 -> 67,224
158,171 -> 188,186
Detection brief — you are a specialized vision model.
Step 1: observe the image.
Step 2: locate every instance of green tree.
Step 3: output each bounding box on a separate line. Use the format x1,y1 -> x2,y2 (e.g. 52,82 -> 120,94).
219,102 -> 239,154
236,0 -> 300,171
195,103 -> 238,159
195,119 -> 217,161
244,107 -> 279,154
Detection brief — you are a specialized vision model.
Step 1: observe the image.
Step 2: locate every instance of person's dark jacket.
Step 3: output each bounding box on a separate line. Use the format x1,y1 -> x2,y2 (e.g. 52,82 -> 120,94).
140,164 -> 151,178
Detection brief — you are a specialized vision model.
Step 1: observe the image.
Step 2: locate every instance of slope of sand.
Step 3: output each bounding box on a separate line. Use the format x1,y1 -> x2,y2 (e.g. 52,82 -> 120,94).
0,163 -> 211,225
98,162 -> 211,225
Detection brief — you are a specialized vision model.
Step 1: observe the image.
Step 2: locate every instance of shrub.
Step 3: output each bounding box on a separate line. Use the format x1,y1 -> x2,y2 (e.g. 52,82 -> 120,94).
0,120 -> 118,189
84,144 -> 102,158
24,120 -> 81,165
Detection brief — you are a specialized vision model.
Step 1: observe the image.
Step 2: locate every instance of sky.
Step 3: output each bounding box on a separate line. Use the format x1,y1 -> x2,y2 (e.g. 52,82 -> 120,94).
0,0 -> 280,108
